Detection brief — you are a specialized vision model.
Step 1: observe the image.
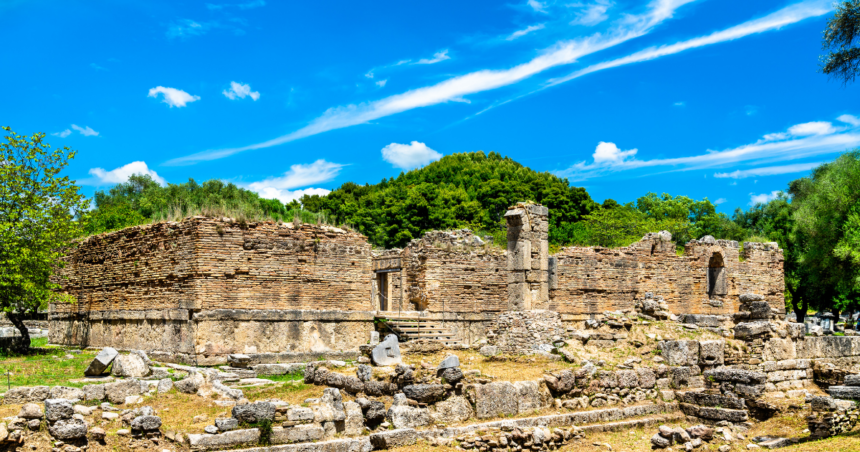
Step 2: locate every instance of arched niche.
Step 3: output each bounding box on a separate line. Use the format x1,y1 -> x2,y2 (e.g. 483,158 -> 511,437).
707,251 -> 728,298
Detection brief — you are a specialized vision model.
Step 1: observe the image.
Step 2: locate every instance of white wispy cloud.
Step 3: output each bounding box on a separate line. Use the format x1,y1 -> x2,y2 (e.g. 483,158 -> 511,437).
557,115 -> 860,181
528,0 -> 548,13
570,0 -> 613,26
148,86 -> 201,108
85,161 -> 166,186
749,190 -> 781,205
166,0 -> 697,165
90,63 -> 107,71
71,124 -> 99,136
547,1 -> 832,87
246,160 -> 343,203
166,19 -> 210,39
53,125 -> 99,138
207,0 -> 265,10
222,81 -> 260,101
376,79 -> 388,88
838,114 -> 860,126
714,162 -> 821,179
381,142 -> 443,170
674,101 -> 685,106
507,24 -> 546,40
416,50 -> 450,65
714,198 -> 727,205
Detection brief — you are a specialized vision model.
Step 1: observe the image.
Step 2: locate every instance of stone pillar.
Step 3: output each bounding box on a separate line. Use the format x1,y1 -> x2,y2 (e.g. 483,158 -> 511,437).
505,203 -> 549,310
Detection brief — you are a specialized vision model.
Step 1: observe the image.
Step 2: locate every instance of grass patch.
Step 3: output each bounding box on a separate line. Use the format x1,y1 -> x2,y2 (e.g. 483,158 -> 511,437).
0,346 -> 97,388
259,371 -> 304,382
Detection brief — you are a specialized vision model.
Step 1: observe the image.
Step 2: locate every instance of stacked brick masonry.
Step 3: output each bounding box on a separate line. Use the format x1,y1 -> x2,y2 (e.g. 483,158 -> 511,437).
50,218 -> 373,361
548,237 -> 784,318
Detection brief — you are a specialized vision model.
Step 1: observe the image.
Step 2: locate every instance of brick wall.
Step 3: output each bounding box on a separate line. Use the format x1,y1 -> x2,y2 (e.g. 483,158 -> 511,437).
549,235 -> 784,318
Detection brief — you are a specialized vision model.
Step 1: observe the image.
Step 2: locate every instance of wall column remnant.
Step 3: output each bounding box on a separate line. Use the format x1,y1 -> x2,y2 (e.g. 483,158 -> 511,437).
505,203 -> 549,310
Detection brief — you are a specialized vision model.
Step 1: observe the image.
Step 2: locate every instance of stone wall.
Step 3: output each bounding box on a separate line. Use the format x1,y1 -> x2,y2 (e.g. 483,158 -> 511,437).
50,218 -> 373,363
393,230 -> 507,314
549,235 -> 784,319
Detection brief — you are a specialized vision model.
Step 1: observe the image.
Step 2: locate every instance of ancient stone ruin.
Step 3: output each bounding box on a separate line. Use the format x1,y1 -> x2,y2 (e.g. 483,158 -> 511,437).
51,202 -> 785,365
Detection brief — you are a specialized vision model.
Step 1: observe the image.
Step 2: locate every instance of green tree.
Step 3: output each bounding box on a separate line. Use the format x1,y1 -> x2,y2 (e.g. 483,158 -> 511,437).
821,1 -> 860,84
790,151 -> 860,317
0,127 -> 88,350
733,193 -> 812,321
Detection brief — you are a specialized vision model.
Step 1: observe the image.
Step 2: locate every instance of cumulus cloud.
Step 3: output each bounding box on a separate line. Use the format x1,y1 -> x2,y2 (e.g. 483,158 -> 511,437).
749,190 -> 781,206
570,0 -> 613,26
86,161 -> 166,186
148,86 -> 201,108
714,162 -> 821,179
52,129 -> 72,138
787,121 -> 837,136
246,160 -> 343,203
381,141 -> 443,170
507,24 -> 545,41
222,81 -> 260,101
591,141 -> 637,165
416,50 -> 450,65
71,124 -> 99,136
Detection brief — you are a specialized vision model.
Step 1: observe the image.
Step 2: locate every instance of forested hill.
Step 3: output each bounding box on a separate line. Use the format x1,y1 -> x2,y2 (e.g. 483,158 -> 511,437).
299,152 -> 598,248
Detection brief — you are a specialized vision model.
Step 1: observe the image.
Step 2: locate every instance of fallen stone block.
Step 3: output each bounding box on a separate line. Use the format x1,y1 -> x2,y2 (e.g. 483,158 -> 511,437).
44,399 -> 74,422
3,386 -> 50,404
252,363 -> 304,376
369,429 -> 417,449
371,334 -> 401,366
233,401 -> 276,423
827,386 -> 860,399
111,354 -> 150,378
48,418 -> 88,440
104,379 -> 142,404
85,348 -> 118,376
187,428 -> 260,451
271,424 -> 325,444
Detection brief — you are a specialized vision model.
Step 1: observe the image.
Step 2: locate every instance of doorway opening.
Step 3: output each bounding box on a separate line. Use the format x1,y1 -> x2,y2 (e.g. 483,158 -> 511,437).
708,253 -> 727,298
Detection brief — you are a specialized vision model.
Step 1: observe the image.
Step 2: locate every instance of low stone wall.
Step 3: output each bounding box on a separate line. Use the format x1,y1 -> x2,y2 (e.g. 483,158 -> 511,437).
51,309 -> 376,365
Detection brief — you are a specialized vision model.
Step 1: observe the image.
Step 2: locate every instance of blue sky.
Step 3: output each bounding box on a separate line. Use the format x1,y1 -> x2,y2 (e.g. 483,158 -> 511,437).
3,0 -> 858,213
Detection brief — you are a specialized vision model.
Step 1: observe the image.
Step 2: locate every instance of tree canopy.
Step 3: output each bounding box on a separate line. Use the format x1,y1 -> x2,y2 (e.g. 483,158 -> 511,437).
0,127 -> 89,350
299,151 -> 598,248
821,1 -> 860,84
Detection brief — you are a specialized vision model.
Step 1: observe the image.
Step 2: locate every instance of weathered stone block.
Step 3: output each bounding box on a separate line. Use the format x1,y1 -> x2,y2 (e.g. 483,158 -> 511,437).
84,348 -> 118,376
370,429 -> 418,449
187,428 -> 260,450
699,340 -> 724,366
662,341 -> 699,367
474,381 -> 518,418
270,425 -> 325,444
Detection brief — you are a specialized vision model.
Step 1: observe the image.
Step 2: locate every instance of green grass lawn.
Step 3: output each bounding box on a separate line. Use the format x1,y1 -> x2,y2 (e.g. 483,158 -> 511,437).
0,341 -> 96,389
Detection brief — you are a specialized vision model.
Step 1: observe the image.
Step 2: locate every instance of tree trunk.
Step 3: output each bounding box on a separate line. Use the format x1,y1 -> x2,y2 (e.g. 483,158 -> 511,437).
5,312 -> 30,352
788,286 -> 807,323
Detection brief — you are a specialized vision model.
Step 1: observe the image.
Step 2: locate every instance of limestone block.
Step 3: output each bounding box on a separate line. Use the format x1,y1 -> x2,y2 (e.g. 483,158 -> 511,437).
104,379 -> 142,404
514,381 -> 543,413
637,368 -> 656,389
371,335 -> 402,366
232,401 -> 276,423
430,396 -> 473,424
386,399 -> 430,429
704,368 -> 766,385
48,418 -> 88,440
19,403 -> 43,419
747,301 -> 773,319
370,429 -> 418,449
271,425 -> 325,444
474,381 -> 519,418
83,384 -> 105,401
699,340 -> 724,366
3,386 -> 50,404
507,240 -> 531,270
734,321 -> 772,340
45,399 -> 74,422
662,341 -> 700,367
763,338 -> 796,362
827,386 -> 860,399
402,384 -> 446,403
341,401 -> 364,436
111,354 -> 150,378
131,415 -> 162,431
49,386 -> 85,401
187,428 -> 260,451
616,370 -> 639,388
253,363 -> 304,376
844,375 -> 860,386
84,348 -> 118,376
507,283 -> 530,310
